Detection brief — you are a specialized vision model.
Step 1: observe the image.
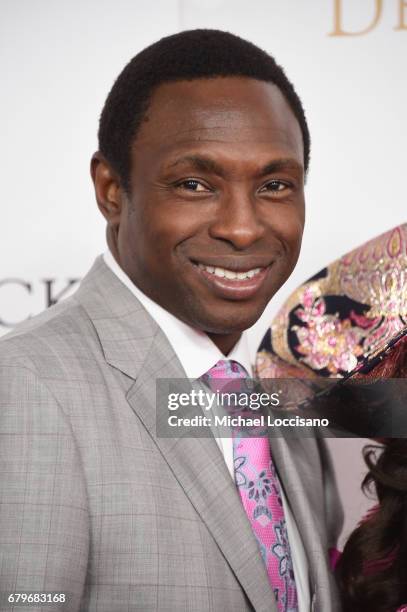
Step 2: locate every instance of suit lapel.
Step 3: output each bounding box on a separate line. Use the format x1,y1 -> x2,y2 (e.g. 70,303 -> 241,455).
76,258 -> 277,612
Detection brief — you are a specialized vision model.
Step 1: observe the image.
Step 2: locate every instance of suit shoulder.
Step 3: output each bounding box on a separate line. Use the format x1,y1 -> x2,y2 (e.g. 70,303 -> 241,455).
0,296 -> 98,375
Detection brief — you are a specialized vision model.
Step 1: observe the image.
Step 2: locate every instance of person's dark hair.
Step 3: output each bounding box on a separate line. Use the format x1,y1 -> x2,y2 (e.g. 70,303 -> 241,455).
98,29 -> 310,192
336,338 -> 407,612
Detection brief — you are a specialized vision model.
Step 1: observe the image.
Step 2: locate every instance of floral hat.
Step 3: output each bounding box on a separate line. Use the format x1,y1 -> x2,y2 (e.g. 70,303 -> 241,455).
256,224 -> 407,380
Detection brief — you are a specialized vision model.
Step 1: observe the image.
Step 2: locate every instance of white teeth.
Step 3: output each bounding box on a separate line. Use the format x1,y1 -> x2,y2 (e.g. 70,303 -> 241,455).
197,264 -> 263,280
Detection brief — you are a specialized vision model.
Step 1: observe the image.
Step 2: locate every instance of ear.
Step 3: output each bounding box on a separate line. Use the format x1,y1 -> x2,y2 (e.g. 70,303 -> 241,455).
90,152 -> 124,226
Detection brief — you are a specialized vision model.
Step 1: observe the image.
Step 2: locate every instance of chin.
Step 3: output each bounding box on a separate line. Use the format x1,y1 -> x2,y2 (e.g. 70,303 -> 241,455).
197,305 -> 264,335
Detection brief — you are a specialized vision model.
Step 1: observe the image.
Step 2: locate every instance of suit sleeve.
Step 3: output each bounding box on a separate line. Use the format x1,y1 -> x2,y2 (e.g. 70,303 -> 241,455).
0,364 -> 89,612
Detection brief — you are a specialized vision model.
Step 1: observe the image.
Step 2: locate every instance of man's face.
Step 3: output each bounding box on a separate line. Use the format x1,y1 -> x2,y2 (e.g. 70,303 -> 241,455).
113,77 -> 305,338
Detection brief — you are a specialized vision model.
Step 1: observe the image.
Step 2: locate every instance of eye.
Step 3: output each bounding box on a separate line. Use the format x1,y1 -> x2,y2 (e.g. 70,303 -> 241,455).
259,180 -> 291,194
176,179 -> 211,192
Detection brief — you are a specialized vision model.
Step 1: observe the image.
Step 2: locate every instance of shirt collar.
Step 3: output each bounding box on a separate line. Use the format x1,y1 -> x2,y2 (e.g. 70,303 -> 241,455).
103,251 -> 253,379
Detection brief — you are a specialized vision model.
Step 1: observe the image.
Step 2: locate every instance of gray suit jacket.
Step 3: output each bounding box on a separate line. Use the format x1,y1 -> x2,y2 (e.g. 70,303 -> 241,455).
0,257 -> 343,612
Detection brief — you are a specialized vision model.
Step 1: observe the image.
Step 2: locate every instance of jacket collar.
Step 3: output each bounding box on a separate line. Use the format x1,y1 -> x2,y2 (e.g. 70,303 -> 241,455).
75,256 -> 160,381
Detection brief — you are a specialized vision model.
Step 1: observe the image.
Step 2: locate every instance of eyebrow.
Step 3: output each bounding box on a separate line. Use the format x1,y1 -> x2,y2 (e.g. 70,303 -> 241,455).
167,155 -> 303,178
168,155 -> 225,176
257,158 -> 303,177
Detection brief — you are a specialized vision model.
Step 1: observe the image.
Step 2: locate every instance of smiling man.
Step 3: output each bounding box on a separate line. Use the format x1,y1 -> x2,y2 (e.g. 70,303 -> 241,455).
94,74 -> 304,355
0,30 -> 342,612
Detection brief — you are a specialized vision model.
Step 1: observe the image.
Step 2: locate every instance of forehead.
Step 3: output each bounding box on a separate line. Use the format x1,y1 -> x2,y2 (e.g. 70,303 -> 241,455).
133,77 -> 304,167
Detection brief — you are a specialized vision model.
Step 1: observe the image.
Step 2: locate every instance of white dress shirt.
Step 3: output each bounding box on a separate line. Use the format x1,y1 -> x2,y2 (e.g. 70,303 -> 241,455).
104,250 -> 310,611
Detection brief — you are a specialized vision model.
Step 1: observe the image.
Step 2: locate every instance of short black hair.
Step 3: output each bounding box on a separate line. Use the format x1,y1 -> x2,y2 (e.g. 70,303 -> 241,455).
98,29 -> 310,191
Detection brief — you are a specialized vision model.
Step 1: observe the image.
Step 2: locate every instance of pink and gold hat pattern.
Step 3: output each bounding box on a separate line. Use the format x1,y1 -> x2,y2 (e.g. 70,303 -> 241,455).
256,224 -> 407,379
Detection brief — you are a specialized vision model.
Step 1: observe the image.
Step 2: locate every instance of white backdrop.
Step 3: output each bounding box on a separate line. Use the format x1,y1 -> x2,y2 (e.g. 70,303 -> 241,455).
1,0 -> 406,547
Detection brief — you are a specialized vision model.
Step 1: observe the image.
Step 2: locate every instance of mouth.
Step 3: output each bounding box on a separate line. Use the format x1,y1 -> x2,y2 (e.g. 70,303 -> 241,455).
190,260 -> 272,300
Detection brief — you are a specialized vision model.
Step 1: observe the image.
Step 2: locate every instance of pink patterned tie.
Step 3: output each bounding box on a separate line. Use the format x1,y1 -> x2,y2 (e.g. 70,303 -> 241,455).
202,360 -> 298,612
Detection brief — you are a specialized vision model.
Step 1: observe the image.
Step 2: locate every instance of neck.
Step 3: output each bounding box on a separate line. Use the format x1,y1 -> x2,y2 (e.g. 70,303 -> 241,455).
206,331 -> 242,356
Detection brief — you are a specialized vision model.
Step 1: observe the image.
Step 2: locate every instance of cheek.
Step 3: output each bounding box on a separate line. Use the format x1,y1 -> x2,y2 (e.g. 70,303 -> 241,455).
126,203 -> 201,267
267,208 -> 304,259
287,217 -> 304,256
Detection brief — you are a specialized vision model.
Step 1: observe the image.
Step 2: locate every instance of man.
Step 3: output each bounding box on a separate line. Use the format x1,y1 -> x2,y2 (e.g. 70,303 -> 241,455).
0,30 -> 342,611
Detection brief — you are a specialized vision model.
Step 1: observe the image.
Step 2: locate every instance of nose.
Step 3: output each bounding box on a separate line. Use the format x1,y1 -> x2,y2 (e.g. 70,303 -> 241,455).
208,188 -> 265,250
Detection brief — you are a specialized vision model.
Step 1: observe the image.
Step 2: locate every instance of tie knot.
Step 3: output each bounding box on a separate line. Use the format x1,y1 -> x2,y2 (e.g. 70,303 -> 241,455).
205,359 -> 249,380
201,359 -> 250,395
202,360 -> 267,437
